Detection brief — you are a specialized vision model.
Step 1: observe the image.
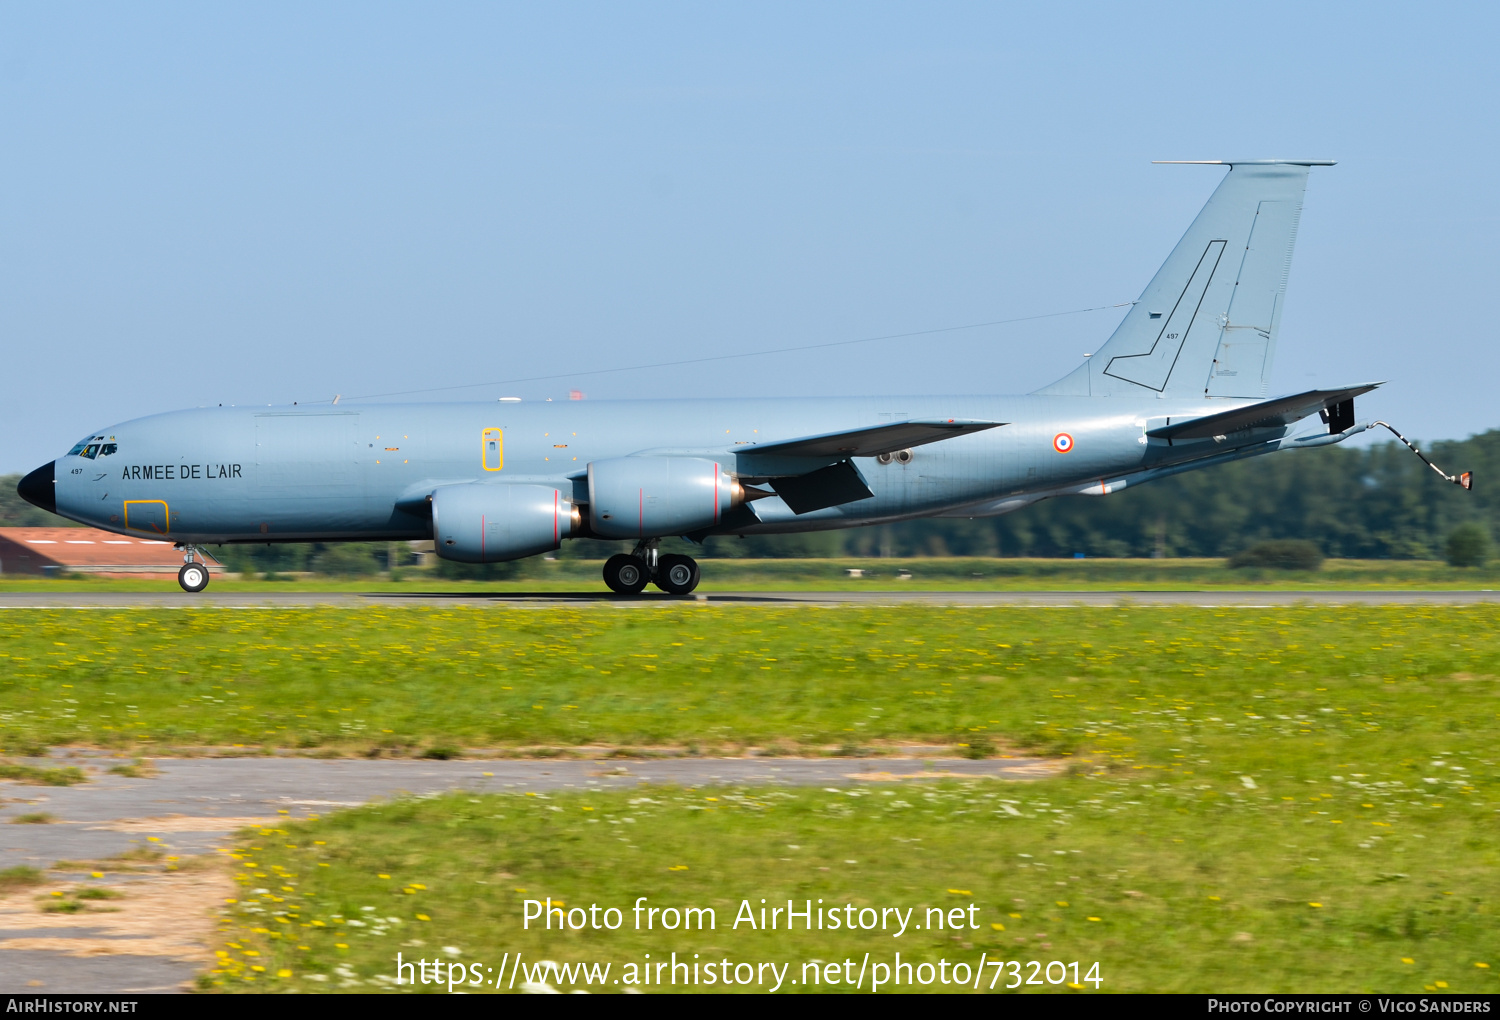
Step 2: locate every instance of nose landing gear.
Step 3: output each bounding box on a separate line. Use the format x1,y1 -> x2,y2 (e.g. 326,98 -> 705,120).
175,545 -> 211,593
601,539 -> 701,596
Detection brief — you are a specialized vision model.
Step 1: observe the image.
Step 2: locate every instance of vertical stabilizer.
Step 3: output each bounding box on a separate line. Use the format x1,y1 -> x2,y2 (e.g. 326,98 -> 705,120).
1036,160 -> 1332,399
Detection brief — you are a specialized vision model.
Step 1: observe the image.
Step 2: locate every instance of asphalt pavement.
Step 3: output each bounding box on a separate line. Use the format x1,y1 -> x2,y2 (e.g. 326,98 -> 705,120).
1,588 -> 1498,608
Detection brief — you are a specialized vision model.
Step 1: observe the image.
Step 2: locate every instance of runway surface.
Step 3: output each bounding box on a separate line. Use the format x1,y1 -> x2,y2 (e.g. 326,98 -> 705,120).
1,588 -> 1498,608
0,752 -> 1055,993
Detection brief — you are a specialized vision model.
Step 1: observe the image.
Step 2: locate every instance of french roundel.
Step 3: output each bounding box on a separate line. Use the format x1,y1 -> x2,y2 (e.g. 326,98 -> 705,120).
1053,433 -> 1074,453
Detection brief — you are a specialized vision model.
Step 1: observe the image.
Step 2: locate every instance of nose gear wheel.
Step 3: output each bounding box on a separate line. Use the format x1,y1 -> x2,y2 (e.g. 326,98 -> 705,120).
178,562 -> 210,593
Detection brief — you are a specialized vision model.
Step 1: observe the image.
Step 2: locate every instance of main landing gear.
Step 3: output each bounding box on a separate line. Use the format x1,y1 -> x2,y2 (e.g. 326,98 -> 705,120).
602,539 -> 701,596
176,545 -> 211,593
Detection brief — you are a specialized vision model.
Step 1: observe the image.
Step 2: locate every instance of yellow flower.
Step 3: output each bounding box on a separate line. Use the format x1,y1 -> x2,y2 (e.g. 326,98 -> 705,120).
417,914 -> 430,921
991,923 -> 1005,931
947,889 -> 972,896
1087,917 -> 1101,922
1309,902 -> 1323,908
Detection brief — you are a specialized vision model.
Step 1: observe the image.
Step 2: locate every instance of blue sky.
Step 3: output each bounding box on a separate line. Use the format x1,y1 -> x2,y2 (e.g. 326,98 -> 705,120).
3,2 -> 1497,472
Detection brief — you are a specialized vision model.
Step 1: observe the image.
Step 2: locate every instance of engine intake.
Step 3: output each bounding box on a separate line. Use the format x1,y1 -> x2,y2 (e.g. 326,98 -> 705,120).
431,483 -> 577,563
587,457 -> 738,538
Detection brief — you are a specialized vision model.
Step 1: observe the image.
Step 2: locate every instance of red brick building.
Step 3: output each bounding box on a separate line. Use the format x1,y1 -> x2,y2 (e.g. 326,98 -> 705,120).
0,527 -> 216,578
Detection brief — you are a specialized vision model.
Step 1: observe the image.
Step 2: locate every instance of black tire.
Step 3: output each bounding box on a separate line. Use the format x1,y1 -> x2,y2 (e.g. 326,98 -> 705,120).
655,554 -> 700,595
178,562 -> 210,593
603,553 -> 650,595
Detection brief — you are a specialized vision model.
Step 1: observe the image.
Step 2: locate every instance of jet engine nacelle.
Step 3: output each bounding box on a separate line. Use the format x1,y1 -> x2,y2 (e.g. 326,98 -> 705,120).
587,457 -> 735,538
431,482 -> 577,563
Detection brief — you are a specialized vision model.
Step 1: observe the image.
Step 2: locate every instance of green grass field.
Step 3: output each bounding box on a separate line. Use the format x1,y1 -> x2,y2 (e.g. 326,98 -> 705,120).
3,604 -> 1495,992
4,556 -> 1500,592
3,606 -> 1500,762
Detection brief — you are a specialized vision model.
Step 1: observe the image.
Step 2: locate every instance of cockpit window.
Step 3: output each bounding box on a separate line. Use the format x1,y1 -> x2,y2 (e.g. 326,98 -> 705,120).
67,440 -> 89,456
98,443 -> 117,457
82,444 -> 101,460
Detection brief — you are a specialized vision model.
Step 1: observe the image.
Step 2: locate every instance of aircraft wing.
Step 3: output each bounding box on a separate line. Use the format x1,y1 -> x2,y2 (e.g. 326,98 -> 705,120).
1145,384 -> 1382,442
747,418 -> 1006,459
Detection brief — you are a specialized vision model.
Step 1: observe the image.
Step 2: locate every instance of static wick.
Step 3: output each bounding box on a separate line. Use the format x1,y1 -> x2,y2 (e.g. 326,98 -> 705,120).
1370,421 -> 1472,491
332,394 -> 341,405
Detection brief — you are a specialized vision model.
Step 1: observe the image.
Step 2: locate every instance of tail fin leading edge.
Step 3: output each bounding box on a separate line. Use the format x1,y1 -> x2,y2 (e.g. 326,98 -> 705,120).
1037,159 -> 1333,399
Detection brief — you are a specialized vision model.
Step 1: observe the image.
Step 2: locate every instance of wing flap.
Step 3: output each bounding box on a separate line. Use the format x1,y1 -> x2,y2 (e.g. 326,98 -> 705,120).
769,460 -> 875,514
747,418 -> 1004,459
1145,383 -> 1382,441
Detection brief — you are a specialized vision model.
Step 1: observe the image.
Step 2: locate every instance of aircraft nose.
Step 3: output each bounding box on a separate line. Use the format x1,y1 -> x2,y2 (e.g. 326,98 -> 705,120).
17,461 -> 56,514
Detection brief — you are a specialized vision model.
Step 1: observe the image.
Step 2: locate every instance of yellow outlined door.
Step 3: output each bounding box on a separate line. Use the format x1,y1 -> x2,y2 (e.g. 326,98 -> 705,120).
123,500 -> 169,535
482,429 -> 504,472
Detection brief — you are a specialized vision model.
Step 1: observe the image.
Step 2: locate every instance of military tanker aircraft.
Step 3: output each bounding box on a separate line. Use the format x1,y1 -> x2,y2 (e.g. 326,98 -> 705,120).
16,159 -> 1469,594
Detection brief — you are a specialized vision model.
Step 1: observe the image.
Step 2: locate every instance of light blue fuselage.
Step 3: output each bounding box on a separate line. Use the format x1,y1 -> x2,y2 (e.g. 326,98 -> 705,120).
51,393 -> 1275,544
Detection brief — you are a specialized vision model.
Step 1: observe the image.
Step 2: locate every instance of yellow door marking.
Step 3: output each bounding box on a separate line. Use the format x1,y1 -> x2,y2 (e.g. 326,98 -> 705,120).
122,500 -> 170,535
482,428 -> 504,471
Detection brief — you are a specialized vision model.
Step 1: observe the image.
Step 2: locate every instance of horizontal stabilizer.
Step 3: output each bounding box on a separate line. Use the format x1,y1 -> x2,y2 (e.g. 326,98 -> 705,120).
748,419 -> 1004,459
1146,384 -> 1382,441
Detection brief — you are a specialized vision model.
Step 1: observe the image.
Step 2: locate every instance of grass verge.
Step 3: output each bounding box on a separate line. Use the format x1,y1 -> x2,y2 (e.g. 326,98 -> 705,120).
3,605 -> 1500,757
209,766 -> 1497,994
0,762 -> 87,785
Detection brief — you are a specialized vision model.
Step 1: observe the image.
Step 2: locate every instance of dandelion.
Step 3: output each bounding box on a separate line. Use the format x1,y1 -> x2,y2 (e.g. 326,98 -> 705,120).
991,923 -> 1005,931
1403,959 -> 1414,964
416,915 -> 430,921
1309,902 -> 1323,908
948,889 -> 972,896
1087,917 -> 1101,922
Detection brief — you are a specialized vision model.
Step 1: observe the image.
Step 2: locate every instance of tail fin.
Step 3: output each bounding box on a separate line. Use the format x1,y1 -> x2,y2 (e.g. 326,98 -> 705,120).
1037,159 -> 1333,399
